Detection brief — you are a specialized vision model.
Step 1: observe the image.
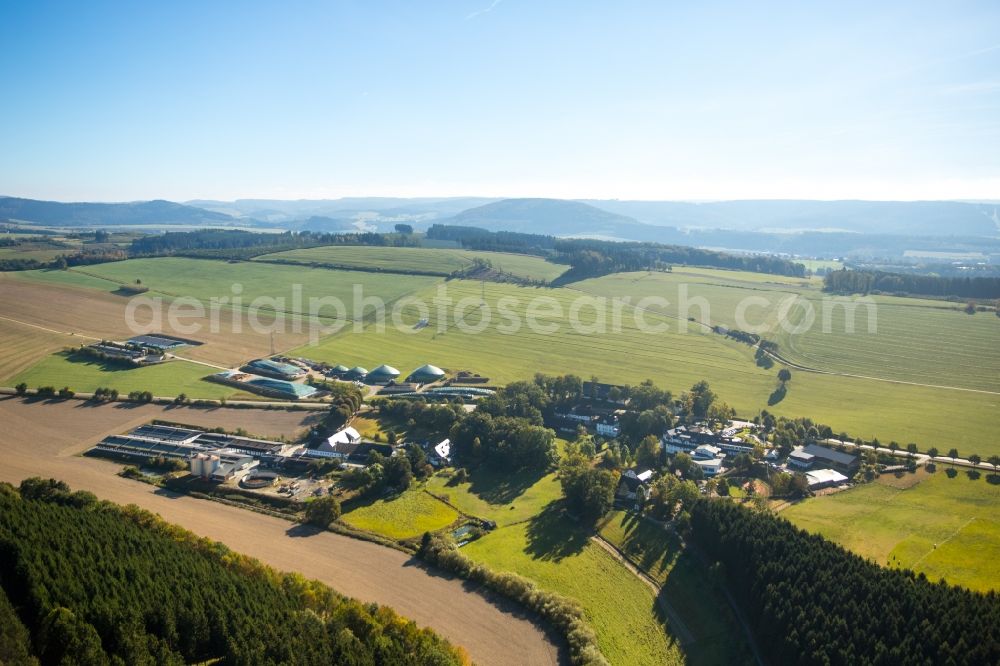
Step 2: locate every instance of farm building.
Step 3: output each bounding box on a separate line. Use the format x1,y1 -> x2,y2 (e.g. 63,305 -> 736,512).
408,363 -> 446,383
243,358 -> 307,380
320,426 -> 361,452
192,432 -> 295,458
789,444 -> 860,474
367,364 -> 401,384
209,370 -> 319,400
88,435 -> 201,463
805,468 -> 850,489
345,366 -> 369,380
84,341 -> 166,366
126,334 -> 196,353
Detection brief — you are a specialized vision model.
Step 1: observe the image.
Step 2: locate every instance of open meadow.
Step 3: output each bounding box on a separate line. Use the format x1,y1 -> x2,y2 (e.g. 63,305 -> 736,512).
425,465 -> 563,527
20,257 -> 439,320
597,510 -> 751,665
257,245 -> 569,282
782,469 -> 1000,592
341,488 -> 460,540
296,275 -> 1000,455
574,268 -> 1000,392
463,512 -> 682,666
9,351 -> 248,400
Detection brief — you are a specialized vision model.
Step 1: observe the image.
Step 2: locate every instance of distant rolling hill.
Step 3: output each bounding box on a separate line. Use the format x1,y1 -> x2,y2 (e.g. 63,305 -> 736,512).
0,197 -> 241,228
444,198 -> 653,238
580,199 -> 1000,236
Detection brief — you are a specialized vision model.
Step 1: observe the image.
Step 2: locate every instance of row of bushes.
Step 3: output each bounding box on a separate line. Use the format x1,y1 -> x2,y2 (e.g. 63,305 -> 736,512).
418,532 -> 608,665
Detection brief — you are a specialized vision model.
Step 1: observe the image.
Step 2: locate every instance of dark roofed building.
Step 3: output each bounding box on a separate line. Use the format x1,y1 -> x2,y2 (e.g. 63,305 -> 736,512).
793,444 -> 859,474
582,381 -> 627,404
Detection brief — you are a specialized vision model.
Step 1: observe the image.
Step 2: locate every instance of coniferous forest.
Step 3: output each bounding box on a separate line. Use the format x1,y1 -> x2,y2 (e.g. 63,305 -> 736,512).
689,500 -> 1000,665
0,479 -> 467,666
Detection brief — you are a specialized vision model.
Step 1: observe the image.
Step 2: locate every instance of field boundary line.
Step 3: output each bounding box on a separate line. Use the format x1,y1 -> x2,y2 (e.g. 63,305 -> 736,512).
908,516 -> 978,570
590,533 -> 696,647
0,314 -> 101,340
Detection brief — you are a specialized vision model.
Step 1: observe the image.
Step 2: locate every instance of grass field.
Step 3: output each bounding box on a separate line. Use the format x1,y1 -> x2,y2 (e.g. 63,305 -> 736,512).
294,276 -> 1000,455
463,510 -> 682,666
7,256 -> 1000,453
597,511 -> 751,665
425,466 -> 563,527
782,469 -> 1000,592
0,316 -> 79,382
22,258 -> 440,320
0,245 -> 71,262
573,268 -> 1000,392
257,245 -> 568,282
10,351 -> 244,399
341,487 -> 461,540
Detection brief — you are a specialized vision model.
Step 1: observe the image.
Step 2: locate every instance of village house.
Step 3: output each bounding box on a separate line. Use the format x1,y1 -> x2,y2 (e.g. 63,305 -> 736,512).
616,469 -> 654,506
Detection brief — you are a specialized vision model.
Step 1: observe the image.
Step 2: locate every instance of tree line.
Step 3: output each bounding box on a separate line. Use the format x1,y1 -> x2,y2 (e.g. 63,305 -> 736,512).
426,224 -> 807,280
689,499 -> 1000,665
0,478 -> 467,666
824,268 -> 1000,300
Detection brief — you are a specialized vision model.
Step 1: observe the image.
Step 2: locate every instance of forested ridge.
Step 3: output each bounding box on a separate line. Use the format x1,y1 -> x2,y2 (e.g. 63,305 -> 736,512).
823,268 -> 1000,299
426,224 -> 807,279
690,500 -> 1000,665
0,478 -> 467,666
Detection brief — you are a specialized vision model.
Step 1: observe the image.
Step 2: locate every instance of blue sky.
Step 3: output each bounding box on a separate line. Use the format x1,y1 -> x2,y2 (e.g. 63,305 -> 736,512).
1,0 -> 999,201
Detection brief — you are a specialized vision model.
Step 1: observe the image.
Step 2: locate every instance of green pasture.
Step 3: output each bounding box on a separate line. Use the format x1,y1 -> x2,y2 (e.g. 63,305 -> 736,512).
341,488 -> 460,540
9,351 -> 243,399
425,466 -> 563,527
597,510 -> 751,665
783,469 -> 1000,592
21,258 -> 440,320
463,509 -> 682,666
257,245 -> 568,282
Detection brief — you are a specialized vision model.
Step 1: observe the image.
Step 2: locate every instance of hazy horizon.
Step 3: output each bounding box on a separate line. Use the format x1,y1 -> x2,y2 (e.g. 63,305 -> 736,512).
2,1 -> 999,202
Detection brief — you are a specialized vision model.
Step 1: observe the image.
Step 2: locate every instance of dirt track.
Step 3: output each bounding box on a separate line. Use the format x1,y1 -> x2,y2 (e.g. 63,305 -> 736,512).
0,397 -> 562,666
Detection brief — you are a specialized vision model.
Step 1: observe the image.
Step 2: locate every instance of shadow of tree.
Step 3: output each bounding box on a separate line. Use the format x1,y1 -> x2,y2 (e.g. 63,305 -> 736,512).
523,501 -> 589,562
965,470 -> 981,481
767,385 -> 786,406
286,523 -> 325,538
946,467 -> 958,478
466,464 -> 548,505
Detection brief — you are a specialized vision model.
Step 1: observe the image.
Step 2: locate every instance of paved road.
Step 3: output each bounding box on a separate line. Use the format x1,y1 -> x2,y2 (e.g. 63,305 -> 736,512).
823,439 -> 996,471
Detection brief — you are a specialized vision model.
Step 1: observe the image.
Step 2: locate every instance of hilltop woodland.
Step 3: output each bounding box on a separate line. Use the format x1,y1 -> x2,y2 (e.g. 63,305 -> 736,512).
824,268 -> 1000,300
0,478 -> 467,666
426,225 -> 807,279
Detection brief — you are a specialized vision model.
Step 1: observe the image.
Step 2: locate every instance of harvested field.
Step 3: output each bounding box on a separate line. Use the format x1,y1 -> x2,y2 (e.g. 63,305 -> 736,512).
0,397 -> 562,666
2,272 -> 314,368
0,315 -> 79,382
